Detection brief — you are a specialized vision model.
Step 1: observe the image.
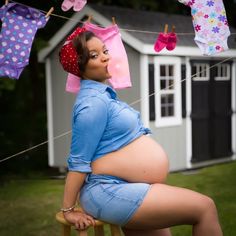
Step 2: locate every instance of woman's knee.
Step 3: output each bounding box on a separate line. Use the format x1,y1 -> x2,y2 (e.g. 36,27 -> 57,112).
204,196 -> 217,210
199,195 -> 218,219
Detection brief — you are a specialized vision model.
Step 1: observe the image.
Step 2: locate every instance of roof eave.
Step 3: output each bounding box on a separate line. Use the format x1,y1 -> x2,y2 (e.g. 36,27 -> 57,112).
38,5 -> 236,61
38,5 -> 146,62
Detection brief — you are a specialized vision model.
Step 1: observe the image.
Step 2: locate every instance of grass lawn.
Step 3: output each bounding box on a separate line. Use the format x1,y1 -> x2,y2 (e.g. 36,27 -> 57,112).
0,161 -> 235,236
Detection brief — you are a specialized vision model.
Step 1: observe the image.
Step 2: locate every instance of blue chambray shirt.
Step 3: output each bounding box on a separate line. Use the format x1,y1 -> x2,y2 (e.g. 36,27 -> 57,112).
67,79 -> 151,173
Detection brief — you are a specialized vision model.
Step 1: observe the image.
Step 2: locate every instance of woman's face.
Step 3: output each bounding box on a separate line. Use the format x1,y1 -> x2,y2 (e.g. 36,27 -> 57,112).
83,37 -> 111,82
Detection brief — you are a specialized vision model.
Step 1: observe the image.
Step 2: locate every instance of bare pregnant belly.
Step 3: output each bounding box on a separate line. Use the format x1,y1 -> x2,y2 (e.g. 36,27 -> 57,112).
91,135 -> 169,184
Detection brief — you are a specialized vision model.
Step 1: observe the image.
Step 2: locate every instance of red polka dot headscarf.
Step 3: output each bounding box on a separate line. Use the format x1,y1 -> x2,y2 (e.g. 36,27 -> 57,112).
59,27 -> 86,76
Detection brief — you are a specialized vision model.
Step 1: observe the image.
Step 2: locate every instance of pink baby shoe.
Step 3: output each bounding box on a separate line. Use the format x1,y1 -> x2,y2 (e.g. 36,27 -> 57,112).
73,0 -> 87,11
61,0 -> 75,11
166,32 -> 177,51
154,33 -> 169,52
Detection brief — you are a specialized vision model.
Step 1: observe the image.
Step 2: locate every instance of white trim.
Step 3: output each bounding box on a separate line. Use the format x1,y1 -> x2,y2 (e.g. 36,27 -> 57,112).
154,56 -> 182,127
140,54 -> 149,127
191,157 -> 233,169
45,59 -> 54,167
232,60 -> 236,160
38,13 -> 81,62
185,57 -> 193,169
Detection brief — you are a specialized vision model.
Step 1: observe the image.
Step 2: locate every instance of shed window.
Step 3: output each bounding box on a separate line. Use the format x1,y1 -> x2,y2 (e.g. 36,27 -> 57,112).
151,57 -> 182,127
192,63 -> 209,81
215,63 -> 230,81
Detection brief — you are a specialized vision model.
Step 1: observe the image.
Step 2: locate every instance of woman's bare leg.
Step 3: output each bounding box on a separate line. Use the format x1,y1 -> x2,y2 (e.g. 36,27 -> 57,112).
122,228 -> 171,236
124,184 -> 222,236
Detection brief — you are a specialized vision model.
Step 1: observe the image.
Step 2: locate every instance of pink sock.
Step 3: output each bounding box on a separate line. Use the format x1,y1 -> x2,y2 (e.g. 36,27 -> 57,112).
73,0 -> 87,11
154,33 -> 169,52
61,0 -> 75,11
166,32 -> 177,51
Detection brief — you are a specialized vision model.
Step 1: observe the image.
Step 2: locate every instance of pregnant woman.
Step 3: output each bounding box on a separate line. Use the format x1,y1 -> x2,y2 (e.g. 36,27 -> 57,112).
59,27 -> 223,236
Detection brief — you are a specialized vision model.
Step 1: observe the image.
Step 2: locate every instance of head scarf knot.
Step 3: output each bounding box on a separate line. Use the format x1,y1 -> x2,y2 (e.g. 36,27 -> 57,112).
59,27 -> 86,76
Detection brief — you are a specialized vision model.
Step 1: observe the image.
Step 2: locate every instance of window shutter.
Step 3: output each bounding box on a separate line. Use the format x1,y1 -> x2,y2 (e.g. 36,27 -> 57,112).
149,64 -> 155,121
181,64 -> 186,118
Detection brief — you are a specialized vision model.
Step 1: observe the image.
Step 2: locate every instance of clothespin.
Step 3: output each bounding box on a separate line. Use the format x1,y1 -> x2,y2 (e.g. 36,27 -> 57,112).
45,7 -> 54,18
87,15 -> 93,23
164,24 -> 169,34
171,25 -> 176,33
5,0 -> 9,5
112,17 -> 116,25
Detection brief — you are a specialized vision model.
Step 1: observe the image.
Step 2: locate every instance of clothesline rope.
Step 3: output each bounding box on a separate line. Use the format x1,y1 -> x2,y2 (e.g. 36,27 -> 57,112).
9,0 -> 236,36
0,56 -> 234,164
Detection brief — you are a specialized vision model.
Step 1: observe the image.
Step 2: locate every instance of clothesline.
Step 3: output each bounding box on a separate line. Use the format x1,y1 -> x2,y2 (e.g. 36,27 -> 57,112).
10,0 -> 236,36
0,56 -> 234,164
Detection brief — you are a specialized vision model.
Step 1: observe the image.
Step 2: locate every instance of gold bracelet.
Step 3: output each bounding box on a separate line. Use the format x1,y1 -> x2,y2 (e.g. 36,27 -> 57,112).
60,204 -> 76,213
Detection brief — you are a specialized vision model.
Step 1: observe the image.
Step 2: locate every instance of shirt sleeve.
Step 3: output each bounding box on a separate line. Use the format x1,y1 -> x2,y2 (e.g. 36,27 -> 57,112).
67,96 -> 108,173
0,4 -> 7,20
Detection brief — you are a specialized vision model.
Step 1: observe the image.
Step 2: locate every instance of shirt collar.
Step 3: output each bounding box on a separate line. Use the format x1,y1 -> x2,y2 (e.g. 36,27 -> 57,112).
80,79 -> 117,99
7,3 -> 43,20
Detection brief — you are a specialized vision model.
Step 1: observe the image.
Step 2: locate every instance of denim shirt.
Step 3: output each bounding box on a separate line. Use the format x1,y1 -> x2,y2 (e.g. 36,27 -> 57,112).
67,79 -> 151,173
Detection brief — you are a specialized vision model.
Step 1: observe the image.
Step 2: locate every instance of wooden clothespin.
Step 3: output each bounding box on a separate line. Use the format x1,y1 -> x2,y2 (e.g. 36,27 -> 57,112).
112,17 -> 116,25
45,7 -> 54,18
171,25 -> 176,33
87,15 -> 93,23
5,0 -> 9,5
164,24 -> 169,34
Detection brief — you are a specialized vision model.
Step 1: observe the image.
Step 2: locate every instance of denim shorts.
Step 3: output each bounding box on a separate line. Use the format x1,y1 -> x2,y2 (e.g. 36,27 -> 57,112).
79,174 -> 151,226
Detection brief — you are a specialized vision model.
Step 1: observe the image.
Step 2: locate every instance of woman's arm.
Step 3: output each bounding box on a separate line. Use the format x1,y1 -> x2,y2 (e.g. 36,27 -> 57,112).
63,98 -> 108,229
63,171 -> 85,209
62,171 -> 95,230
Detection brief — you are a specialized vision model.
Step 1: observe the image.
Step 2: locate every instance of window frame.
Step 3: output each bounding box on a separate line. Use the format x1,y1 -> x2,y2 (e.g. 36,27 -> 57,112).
192,63 -> 210,81
154,56 -> 182,127
215,63 -> 230,81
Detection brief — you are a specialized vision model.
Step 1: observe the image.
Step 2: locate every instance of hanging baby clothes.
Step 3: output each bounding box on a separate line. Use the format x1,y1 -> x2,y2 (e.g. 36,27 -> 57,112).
154,25 -> 178,52
178,0 -> 230,55
0,3 -> 49,79
65,22 -> 132,93
85,21 -> 132,89
61,0 -> 87,12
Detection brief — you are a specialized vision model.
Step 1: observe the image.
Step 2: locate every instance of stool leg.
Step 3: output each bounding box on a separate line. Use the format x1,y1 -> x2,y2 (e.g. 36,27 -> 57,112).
62,224 -> 71,236
77,230 -> 88,236
94,225 -> 105,236
110,225 -> 122,236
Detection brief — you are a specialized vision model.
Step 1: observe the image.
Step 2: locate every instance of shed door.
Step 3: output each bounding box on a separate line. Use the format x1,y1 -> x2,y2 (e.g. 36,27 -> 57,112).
191,62 -> 232,162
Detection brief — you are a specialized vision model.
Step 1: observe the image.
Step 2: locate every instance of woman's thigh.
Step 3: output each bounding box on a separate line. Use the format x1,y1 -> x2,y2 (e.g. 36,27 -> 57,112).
124,183 -> 213,230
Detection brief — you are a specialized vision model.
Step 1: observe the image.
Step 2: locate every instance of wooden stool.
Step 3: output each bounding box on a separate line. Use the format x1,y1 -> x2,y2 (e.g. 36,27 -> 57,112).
56,208 -> 122,236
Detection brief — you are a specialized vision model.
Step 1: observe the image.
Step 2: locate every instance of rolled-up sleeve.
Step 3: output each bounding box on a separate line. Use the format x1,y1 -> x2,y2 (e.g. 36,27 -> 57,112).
67,96 -> 108,173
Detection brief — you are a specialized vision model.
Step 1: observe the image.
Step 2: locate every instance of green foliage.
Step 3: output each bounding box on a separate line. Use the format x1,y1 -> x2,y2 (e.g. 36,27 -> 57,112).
0,162 -> 235,235
0,78 -> 16,93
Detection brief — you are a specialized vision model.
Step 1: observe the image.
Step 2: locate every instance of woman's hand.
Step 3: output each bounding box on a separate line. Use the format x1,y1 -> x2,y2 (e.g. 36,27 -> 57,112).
63,210 -> 96,230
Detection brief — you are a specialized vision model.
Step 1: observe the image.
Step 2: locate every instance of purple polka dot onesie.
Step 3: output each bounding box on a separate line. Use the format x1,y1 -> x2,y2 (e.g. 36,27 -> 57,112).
178,0 -> 231,55
0,3 -> 49,79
